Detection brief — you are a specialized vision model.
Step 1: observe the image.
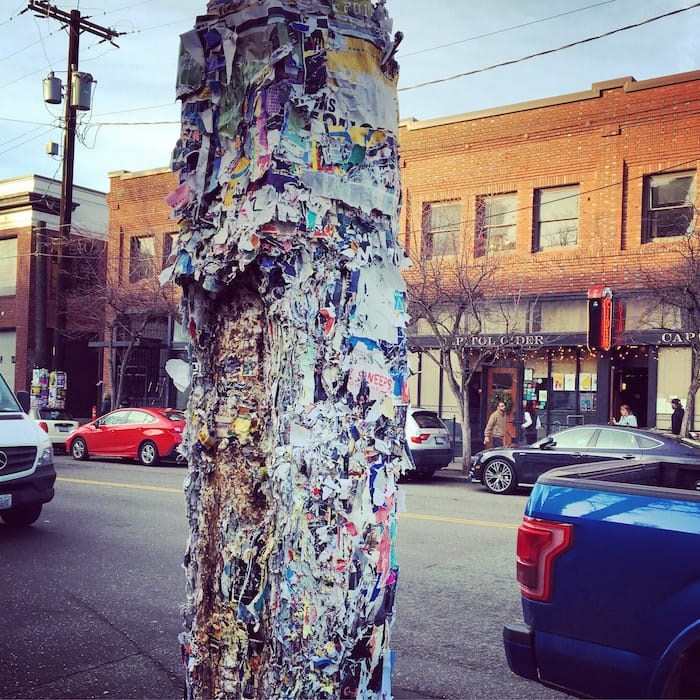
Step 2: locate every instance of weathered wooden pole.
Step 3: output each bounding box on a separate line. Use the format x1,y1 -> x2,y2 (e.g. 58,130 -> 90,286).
166,1 -> 407,697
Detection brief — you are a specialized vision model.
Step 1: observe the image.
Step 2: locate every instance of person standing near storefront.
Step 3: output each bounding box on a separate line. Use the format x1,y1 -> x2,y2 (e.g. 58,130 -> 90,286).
521,400 -> 540,444
484,400 -> 507,447
612,404 -> 638,427
671,398 -> 685,435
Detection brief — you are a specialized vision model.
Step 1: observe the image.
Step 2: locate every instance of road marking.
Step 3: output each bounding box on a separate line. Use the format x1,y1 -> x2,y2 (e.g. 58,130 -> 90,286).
57,478 -> 519,529
400,512 -> 519,529
57,476 -> 182,494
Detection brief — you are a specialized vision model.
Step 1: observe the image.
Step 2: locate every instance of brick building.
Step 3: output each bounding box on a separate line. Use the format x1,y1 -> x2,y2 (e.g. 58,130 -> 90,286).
0,175 -> 107,416
399,70 -> 699,446
103,167 -> 185,409
103,70 -> 699,443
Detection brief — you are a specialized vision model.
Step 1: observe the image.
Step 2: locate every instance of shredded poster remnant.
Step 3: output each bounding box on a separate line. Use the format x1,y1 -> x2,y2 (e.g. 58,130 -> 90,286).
165,1 -> 408,697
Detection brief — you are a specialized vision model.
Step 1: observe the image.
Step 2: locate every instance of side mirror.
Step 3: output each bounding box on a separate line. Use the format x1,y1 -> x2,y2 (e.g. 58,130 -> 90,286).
540,437 -> 555,449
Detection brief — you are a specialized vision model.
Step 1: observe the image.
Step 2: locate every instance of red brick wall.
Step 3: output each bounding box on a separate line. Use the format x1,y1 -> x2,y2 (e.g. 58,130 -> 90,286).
0,224 -> 35,391
398,72 -> 700,296
103,168 -> 180,393
104,74 -> 699,325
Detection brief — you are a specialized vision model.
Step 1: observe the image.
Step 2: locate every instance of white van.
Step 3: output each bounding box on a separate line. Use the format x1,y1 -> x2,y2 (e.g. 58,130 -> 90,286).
0,373 -> 56,526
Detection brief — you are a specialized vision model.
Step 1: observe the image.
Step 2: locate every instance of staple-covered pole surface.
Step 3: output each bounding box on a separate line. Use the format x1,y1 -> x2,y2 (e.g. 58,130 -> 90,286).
165,1 -> 408,697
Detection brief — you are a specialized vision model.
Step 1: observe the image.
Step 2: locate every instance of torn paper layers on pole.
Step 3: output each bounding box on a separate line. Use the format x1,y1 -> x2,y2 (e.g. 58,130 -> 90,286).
166,1 -> 409,697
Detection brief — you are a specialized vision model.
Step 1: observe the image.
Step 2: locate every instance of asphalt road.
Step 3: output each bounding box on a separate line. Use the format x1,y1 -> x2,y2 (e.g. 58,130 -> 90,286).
0,455 -> 567,699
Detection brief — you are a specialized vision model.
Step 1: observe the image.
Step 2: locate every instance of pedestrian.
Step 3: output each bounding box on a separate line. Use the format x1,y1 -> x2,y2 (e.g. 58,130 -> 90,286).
671,398 -> 685,435
484,400 -> 508,448
611,404 -> 638,427
99,393 -> 112,416
521,400 -> 540,444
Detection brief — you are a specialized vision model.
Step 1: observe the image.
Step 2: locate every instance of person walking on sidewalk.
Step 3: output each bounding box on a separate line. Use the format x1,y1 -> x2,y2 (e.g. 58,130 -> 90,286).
484,400 -> 507,448
521,400 -> 540,444
671,398 -> 685,435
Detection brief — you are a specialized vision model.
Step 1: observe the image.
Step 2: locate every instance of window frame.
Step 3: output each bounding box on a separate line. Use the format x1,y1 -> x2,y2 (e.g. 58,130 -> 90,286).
533,185 -> 580,251
421,201 -> 461,259
642,170 -> 696,242
476,192 -> 517,256
162,231 -> 179,268
0,236 -> 18,296
129,235 -> 156,283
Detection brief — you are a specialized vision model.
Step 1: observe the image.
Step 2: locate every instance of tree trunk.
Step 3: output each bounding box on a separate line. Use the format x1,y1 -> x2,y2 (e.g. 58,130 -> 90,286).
683,346 -> 700,435
170,2 -> 406,697
460,412 -> 472,473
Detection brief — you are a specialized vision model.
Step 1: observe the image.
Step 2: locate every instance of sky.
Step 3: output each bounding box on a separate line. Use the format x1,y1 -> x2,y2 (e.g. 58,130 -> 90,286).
0,0 -> 697,194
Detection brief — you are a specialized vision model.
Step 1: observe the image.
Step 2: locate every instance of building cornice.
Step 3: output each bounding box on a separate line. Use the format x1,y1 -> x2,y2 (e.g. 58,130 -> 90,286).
0,191 -> 62,216
399,70 -> 700,131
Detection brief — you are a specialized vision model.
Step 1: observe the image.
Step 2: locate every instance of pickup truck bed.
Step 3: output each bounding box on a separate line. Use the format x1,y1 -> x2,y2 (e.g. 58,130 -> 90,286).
504,457 -> 700,699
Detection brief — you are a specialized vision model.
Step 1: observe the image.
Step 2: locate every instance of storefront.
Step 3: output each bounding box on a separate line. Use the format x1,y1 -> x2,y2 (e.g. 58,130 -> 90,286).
409,331 -> 694,450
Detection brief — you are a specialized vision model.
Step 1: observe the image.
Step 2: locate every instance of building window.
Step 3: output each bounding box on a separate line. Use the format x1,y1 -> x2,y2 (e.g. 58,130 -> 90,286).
643,171 -> 696,241
422,201 -> 460,258
526,301 -> 542,333
534,185 -> 579,250
0,237 -> 18,296
129,235 -> 155,283
162,232 -> 179,268
476,193 -> 516,256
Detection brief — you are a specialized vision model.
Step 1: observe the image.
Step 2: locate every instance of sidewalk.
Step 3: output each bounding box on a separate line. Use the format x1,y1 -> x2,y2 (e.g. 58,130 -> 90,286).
432,457 -> 472,483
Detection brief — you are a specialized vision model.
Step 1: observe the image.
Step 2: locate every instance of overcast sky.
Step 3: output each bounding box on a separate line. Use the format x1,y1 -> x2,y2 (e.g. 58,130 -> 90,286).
0,0 -> 697,193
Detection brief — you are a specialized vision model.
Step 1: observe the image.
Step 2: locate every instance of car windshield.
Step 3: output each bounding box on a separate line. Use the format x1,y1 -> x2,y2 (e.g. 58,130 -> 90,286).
163,411 -> 186,422
0,374 -> 21,412
412,411 -> 446,430
547,427 -> 597,448
39,409 -> 74,420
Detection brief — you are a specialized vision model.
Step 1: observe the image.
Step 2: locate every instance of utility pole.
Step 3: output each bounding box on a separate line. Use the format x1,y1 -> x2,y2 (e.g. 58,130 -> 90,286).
28,1 -> 122,368
34,221 -> 48,369
169,1 -> 406,698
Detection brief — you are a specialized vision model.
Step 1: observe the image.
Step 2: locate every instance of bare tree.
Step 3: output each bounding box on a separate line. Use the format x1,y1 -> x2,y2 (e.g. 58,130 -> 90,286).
64,235 -> 179,408
635,213 -> 700,436
404,216 -> 526,466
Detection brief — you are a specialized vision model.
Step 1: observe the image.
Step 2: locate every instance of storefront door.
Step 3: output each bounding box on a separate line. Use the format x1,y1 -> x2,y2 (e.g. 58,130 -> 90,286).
486,367 -> 519,446
611,366 -> 648,428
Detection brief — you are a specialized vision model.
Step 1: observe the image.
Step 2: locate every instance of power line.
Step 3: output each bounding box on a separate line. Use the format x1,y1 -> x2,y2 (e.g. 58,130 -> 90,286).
402,0 -> 618,58
399,2 -> 700,92
1,158 -> 697,264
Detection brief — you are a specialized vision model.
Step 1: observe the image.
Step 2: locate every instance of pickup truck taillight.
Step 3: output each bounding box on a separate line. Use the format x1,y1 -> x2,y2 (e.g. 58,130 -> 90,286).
516,516 -> 573,602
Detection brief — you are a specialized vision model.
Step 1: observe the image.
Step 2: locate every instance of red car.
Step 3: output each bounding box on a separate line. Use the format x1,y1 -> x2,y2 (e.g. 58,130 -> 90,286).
66,407 -> 186,466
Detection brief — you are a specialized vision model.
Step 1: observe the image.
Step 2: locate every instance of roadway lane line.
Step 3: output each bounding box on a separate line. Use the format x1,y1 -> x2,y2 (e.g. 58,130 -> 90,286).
57,476 -> 182,494
57,478 -> 519,529
400,512 -> 519,529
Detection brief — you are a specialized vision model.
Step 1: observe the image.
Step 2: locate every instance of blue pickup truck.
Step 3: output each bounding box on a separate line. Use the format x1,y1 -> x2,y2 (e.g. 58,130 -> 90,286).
504,457 -> 700,699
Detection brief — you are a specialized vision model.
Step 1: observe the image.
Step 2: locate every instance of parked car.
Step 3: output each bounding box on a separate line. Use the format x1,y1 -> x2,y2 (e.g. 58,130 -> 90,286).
470,424 -> 700,494
66,407 -> 186,466
28,407 -> 79,452
504,457 -> 700,697
405,407 -> 453,478
0,372 -> 56,527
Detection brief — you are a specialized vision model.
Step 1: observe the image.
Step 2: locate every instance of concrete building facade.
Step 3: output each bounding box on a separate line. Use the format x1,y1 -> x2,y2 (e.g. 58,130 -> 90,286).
0,174 -> 107,416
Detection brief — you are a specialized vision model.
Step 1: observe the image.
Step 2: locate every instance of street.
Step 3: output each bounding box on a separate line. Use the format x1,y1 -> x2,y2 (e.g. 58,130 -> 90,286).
0,456 -> 566,699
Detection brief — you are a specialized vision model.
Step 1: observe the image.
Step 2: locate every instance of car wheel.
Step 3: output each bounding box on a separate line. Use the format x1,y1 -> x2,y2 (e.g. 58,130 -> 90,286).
482,457 -> 517,494
139,440 -> 159,466
1,504 -> 42,527
71,437 -> 89,461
